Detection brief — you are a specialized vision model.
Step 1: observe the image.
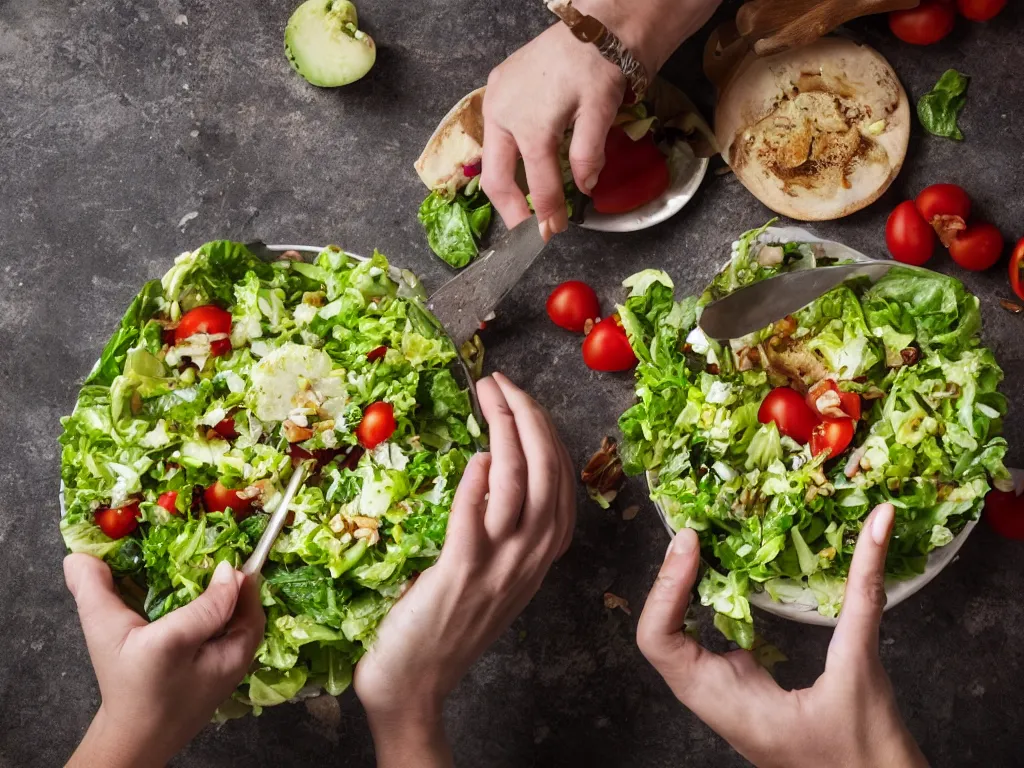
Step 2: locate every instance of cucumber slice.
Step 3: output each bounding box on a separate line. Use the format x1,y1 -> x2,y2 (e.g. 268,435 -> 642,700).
285,0 -> 376,88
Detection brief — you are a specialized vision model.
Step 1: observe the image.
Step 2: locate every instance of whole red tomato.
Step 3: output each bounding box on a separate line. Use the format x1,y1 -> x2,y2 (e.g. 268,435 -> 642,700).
547,281 -> 601,333
95,502 -> 142,539
357,401 -> 397,449
985,488 -> 1024,539
915,184 -> 971,247
204,480 -> 253,519
175,305 -> 233,357
949,222 -> 1004,271
1010,238 -> 1024,301
886,201 -> 936,266
590,127 -> 670,215
957,0 -> 1006,21
582,315 -> 637,372
889,0 -> 956,44
757,387 -> 817,445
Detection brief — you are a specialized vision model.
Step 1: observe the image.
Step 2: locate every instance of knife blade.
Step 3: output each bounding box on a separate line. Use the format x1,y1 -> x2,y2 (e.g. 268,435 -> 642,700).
427,216 -> 547,346
698,260 -> 895,340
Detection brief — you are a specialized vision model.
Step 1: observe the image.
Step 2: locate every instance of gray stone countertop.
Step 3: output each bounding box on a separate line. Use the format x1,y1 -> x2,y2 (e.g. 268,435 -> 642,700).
1,0 -> 1022,765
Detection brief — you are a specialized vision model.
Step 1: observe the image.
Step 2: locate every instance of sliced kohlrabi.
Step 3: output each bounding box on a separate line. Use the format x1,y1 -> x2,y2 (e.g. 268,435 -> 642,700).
285,0 -> 376,87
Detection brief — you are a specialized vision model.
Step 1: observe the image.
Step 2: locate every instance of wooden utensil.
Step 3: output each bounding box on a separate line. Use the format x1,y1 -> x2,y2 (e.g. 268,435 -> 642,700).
704,0 -> 919,91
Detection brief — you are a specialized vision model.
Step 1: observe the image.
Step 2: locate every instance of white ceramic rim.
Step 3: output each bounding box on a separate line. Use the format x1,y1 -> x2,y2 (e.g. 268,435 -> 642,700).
646,225 -> 996,626
578,154 -> 709,233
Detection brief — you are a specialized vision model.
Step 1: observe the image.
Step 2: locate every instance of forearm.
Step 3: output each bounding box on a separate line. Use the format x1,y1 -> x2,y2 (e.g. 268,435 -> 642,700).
574,0 -> 723,73
68,707 -> 168,768
367,710 -> 453,768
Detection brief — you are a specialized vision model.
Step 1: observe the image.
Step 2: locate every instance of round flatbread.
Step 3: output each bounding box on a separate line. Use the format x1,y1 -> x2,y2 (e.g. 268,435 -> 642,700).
715,38 -> 910,221
414,87 -> 486,192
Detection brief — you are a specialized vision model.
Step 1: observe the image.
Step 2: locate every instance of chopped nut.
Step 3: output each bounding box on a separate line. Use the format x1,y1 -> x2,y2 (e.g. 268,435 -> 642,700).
603,592 -> 631,615
1000,299 -> 1023,315
621,505 -> 640,521
283,419 -> 314,443
353,527 -> 380,545
302,291 -> 326,307
900,347 -> 920,367
582,437 -> 625,504
736,346 -> 761,372
278,250 -> 303,262
774,315 -> 798,337
351,516 -> 379,530
328,514 -> 349,534
314,419 -> 336,433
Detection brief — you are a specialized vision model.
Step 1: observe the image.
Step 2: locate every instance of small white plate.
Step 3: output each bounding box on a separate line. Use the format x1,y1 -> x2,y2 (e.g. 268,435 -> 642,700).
578,152 -> 709,233
646,225 -> 1010,626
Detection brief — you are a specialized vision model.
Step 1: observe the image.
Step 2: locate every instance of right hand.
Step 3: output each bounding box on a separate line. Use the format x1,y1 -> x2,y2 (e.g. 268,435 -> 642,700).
637,503 -> 929,768
354,373 -> 576,767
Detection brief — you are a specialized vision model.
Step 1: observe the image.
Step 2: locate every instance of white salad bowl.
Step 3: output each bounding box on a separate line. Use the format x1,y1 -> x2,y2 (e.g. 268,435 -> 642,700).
646,225 -> 1006,627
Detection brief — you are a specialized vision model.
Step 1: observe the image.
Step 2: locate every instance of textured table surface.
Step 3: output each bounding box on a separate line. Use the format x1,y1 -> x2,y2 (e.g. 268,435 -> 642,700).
2,1 -> 1022,765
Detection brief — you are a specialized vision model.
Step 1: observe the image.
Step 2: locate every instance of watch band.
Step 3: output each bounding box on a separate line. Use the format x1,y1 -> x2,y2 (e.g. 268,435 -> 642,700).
546,0 -> 650,98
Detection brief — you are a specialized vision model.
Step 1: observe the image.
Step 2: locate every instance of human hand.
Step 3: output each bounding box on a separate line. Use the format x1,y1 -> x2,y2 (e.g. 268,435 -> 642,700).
353,373 -> 576,768
637,503 -> 929,768
482,0 -> 721,238
65,556 -> 265,768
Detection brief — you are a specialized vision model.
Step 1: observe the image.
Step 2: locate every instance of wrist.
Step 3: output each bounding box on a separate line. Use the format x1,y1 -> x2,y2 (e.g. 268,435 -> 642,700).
573,0 -> 722,74
367,706 -> 451,768
69,706 -> 169,768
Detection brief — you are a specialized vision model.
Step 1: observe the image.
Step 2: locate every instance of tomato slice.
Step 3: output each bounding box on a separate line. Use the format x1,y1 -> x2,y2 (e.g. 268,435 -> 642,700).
213,415 -> 238,439
95,502 -> 142,539
1010,238 -> 1024,301
367,345 -> 388,362
590,127 -> 670,215
582,315 -> 637,372
806,380 -> 861,421
357,402 -> 397,449
156,491 -> 179,515
811,419 -> 856,458
985,489 -> 1024,539
758,387 -> 817,445
204,481 -> 253,519
175,305 -> 233,357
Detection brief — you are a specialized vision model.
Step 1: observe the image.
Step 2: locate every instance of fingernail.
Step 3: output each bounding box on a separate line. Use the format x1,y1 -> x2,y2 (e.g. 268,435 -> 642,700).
212,560 -> 235,585
539,219 -> 552,242
584,172 -> 600,193
871,504 -> 895,546
667,529 -> 698,559
551,209 -> 569,234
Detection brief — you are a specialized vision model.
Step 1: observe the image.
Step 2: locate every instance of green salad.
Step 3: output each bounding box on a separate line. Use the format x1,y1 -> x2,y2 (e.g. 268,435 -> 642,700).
59,241 -> 480,715
618,223 -> 1011,648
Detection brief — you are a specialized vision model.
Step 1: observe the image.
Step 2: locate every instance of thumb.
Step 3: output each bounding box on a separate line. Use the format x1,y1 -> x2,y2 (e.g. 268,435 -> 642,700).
64,553 -> 147,646
829,503 -> 895,664
568,99 -> 617,195
637,529 -> 702,669
157,560 -> 242,649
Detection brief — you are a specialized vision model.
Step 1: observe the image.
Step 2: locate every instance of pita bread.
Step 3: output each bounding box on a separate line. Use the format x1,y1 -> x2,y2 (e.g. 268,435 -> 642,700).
414,87 -> 486,192
716,38 -> 910,221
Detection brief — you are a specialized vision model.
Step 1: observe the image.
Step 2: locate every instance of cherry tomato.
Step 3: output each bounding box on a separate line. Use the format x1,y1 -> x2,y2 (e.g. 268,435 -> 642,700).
582,315 -> 638,372
1010,238 -> 1024,301
886,201 -> 936,266
806,380 -> 862,422
811,419 -> 856,458
949,222 -> 1004,271
889,0 -> 956,45
547,280 -> 601,333
590,127 -> 670,215
156,491 -> 179,515
985,488 -> 1024,539
204,481 -> 253,519
213,415 -> 238,439
957,0 -> 1006,21
915,184 -> 971,247
357,402 -> 397,449
758,387 -> 818,445
95,502 -> 141,539
367,345 -> 388,362
175,305 -> 233,357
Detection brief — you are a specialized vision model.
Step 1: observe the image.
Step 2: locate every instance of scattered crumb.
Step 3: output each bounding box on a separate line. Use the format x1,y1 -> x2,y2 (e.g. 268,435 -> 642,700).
189,130 -> 199,138
177,211 -> 198,229
622,504 -> 640,521
174,14 -> 188,25
603,592 -> 631,615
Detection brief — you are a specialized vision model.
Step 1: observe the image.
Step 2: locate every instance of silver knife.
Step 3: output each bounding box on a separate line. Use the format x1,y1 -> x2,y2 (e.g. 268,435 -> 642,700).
698,260 -> 896,340
427,216 -> 547,346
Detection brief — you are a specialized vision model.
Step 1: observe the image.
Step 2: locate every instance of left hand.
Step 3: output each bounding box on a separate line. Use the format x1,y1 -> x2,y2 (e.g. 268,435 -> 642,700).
65,556 -> 265,768
354,373 -> 576,767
